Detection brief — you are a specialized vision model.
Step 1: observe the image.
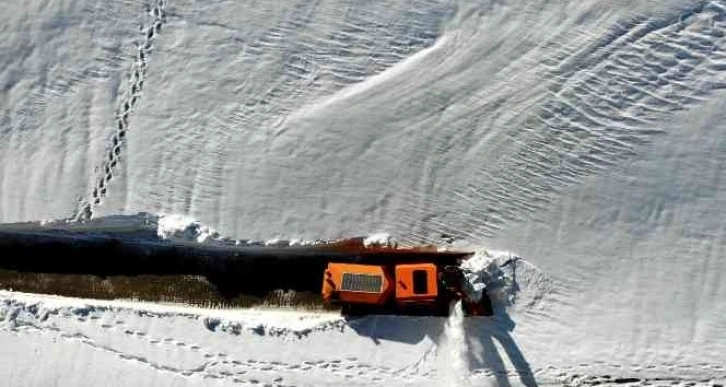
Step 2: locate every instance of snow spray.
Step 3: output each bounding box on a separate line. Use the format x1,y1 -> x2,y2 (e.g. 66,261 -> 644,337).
442,300 -> 470,387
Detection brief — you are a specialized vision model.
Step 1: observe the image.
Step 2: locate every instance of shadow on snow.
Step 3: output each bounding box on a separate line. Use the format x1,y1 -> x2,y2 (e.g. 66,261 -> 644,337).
348,277 -> 537,386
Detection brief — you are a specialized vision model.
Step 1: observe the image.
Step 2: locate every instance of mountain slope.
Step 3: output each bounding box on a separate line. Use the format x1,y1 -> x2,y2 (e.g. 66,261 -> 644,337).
1,0 -> 725,385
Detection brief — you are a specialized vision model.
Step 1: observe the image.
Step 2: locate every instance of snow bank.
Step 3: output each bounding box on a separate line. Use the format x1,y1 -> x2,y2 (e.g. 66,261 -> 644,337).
156,213 -> 323,247
459,249 -> 515,302
0,290 -> 341,334
156,214 -> 223,243
459,249 -> 553,310
363,233 -> 393,247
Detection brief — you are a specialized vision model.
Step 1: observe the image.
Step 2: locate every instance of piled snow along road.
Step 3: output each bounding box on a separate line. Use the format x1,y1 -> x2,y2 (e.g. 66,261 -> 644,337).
156,213 -> 223,244
156,213 -> 321,247
460,250 -> 553,311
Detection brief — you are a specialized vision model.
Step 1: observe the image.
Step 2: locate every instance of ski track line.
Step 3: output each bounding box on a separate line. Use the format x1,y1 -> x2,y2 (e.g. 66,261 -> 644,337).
450,1 -> 726,238
76,0 -> 168,220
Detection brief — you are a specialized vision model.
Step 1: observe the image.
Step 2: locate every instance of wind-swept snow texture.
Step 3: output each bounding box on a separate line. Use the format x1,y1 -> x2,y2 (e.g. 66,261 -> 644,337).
2,0 -> 726,385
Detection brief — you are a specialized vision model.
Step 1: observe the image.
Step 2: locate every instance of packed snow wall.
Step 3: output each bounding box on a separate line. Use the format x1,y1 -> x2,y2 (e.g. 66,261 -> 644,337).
2,0 -> 726,384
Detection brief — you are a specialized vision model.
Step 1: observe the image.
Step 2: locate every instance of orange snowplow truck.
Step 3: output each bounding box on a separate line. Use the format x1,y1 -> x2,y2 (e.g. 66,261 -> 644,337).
319,239 -> 492,317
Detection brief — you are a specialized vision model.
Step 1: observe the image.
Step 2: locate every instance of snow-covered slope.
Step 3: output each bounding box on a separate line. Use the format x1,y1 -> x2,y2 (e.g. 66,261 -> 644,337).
2,0 -> 726,385
1,286 -> 722,387
4,0 -> 724,240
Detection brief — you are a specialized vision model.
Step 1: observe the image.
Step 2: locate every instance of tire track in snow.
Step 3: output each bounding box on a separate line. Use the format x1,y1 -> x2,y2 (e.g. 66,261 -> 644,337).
449,1 -> 726,238
75,0 -> 168,220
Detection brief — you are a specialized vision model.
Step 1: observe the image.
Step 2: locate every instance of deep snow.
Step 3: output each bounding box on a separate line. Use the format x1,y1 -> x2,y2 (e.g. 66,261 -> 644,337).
2,0 -> 726,385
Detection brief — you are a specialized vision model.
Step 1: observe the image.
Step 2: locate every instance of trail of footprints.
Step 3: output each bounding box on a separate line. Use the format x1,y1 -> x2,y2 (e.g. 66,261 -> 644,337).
10,321 -> 725,387
95,319 -> 426,385
27,320 -> 726,386
72,0 -> 453,220
114,320 -> 430,384
2,302 -> 725,386
3,309 -> 424,386
454,1 -> 726,237
76,0 -> 167,220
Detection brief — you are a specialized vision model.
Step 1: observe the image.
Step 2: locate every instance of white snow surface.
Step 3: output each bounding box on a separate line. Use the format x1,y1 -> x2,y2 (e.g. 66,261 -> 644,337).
156,213 -> 222,243
460,250 -> 514,303
362,232 -> 393,247
2,0 -> 726,385
0,290 -> 527,387
443,301 -> 470,387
